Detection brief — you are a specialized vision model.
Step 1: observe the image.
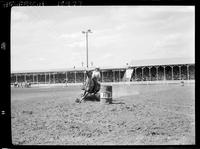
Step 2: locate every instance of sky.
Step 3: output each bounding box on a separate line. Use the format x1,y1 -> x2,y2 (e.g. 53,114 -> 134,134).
11,6 -> 195,72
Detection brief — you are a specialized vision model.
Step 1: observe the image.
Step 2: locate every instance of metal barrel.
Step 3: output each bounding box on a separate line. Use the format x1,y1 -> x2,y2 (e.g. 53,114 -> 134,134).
100,85 -> 112,104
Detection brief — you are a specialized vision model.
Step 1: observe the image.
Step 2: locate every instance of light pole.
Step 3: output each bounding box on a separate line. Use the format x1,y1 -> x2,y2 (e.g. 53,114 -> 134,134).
82,29 -> 92,68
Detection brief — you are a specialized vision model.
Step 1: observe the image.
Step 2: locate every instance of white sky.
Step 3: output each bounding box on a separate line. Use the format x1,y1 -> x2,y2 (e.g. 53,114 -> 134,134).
11,6 -> 195,71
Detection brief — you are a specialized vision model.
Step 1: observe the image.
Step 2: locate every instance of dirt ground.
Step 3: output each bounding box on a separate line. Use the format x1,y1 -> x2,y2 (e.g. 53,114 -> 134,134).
11,83 -> 195,145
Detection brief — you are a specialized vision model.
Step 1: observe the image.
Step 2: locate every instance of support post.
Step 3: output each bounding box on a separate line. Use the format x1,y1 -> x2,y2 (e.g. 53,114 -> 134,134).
37,74 -> 38,84
156,66 -> 158,81
135,68 -> 137,81
131,69 -> 134,81
113,70 -> 115,82
142,67 -> 144,81
104,71 -> 106,82
16,74 -> 18,82
86,33 -> 88,68
187,65 -> 189,80
149,67 -> 152,81
102,71 -> 104,82
118,70 -> 120,82
45,73 -> 46,84
33,74 -> 34,83
163,66 -> 166,81
75,71 -> 76,83
179,66 -> 181,80
54,73 -> 55,84
24,74 -> 26,82
171,66 -> 174,80
84,71 -> 85,82
49,73 -> 50,84
65,71 -> 67,83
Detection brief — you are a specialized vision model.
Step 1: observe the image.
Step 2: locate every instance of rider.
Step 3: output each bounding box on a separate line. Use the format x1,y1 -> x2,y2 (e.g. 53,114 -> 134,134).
92,67 -> 101,82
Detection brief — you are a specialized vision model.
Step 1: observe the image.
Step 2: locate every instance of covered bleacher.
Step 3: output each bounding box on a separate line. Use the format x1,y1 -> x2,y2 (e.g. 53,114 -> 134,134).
10,57 -> 195,85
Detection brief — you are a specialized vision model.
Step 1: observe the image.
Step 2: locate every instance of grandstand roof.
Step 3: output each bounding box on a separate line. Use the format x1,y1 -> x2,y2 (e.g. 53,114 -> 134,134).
11,66 -> 126,74
11,67 -> 89,74
11,57 -> 194,74
129,57 -> 194,67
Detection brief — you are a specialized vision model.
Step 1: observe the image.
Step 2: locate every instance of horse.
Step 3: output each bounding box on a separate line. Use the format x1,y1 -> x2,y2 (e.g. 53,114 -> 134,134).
78,70 -> 101,103
91,68 -> 101,95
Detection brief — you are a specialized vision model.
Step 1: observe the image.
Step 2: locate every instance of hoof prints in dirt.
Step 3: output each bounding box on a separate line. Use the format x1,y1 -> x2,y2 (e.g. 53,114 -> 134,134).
12,95 -> 194,145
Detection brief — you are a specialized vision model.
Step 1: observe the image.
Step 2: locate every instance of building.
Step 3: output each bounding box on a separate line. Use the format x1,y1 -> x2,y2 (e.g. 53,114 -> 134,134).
10,58 -> 195,85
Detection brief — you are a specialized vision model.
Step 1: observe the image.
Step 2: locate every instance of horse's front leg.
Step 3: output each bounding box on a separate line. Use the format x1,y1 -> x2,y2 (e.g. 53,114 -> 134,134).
81,91 -> 87,97
80,91 -> 89,103
79,91 -> 86,103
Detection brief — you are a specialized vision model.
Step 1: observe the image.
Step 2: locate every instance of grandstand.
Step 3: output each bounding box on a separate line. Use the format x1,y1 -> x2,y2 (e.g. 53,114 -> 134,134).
10,58 -> 195,85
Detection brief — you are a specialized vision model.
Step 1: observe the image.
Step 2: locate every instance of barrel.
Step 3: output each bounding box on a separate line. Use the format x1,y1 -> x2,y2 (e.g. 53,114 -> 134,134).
100,85 -> 112,104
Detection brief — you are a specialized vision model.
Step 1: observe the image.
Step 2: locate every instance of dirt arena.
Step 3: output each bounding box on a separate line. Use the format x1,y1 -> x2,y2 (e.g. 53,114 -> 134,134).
11,83 -> 195,145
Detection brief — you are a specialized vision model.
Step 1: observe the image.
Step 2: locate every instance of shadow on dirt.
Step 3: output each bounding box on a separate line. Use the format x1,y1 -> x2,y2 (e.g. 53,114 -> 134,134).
111,100 -> 125,105
110,102 -> 125,105
83,95 -> 100,102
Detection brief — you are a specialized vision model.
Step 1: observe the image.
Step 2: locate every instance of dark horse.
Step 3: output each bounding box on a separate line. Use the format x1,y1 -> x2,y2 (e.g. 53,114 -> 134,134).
78,70 -> 100,103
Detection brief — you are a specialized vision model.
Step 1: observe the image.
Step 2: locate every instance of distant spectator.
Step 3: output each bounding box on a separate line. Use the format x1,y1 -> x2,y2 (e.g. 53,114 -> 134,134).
14,81 -> 19,87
